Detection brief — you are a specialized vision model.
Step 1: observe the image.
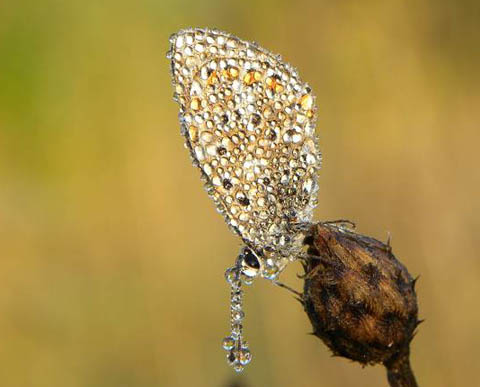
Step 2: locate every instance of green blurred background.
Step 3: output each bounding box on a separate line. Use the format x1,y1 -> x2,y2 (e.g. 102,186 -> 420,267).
1,1 -> 479,386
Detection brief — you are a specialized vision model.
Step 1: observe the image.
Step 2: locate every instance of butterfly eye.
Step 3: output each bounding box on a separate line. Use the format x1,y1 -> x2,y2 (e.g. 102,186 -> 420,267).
240,248 -> 261,279
243,248 -> 260,270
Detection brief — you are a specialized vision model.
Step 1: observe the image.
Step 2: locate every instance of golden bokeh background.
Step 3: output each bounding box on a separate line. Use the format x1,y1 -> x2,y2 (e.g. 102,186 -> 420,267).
1,1 -> 479,386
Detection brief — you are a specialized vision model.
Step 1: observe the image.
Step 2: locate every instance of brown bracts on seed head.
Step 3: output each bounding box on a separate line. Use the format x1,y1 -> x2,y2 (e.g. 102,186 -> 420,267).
302,222 -> 420,386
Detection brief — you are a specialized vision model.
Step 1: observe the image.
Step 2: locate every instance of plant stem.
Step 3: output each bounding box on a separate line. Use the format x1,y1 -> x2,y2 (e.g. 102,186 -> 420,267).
384,349 -> 418,387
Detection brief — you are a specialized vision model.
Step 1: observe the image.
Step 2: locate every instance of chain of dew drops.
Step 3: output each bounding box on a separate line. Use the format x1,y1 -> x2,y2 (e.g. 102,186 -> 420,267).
221,264 -> 253,372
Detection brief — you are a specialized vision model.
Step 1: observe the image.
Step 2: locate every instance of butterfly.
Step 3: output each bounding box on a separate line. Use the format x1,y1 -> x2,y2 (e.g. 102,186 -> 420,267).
167,28 -> 321,372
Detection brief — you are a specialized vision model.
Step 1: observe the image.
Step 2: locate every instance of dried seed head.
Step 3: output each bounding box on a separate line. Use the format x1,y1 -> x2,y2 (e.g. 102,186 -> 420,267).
302,222 -> 420,366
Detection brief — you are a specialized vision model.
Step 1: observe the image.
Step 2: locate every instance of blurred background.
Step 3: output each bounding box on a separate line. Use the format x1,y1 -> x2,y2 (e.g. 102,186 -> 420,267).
1,1 -> 479,386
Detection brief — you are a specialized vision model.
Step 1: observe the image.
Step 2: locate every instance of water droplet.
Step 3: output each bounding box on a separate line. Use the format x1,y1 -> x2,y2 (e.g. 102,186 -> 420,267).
239,348 -> 252,365
242,275 -> 254,286
263,265 -> 279,280
175,35 -> 184,48
222,336 -> 236,351
234,364 -> 244,373
231,323 -> 242,338
233,310 -> 245,322
225,267 -> 238,284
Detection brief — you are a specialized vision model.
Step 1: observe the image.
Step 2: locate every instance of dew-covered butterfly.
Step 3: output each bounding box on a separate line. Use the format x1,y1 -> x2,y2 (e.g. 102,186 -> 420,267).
167,28 -> 321,372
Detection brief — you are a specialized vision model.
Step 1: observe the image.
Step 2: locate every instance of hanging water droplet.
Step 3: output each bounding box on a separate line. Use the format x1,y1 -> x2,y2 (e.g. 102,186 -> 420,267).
225,267 -> 238,284
222,336 -> 236,351
234,364 -> 244,373
231,323 -> 242,338
232,290 -> 242,304
263,264 -> 279,280
242,275 -> 254,285
239,348 -> 252,365
233,310 -> 245,322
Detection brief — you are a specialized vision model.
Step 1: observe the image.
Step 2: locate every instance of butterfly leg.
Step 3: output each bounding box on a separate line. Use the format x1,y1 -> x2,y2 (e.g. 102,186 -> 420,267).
272,279 -> 304,301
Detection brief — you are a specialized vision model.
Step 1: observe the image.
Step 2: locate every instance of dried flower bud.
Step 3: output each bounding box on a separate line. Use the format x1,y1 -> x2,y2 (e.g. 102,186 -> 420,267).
302,222 -> 420,378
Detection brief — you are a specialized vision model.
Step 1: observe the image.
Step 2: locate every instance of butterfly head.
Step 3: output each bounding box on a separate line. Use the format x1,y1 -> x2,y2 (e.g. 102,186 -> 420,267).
238,247 -> 262,277
238,245 -> 291,281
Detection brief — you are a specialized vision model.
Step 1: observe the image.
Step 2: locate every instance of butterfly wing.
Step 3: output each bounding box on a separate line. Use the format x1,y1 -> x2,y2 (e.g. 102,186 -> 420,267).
168,28 -> 321,258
